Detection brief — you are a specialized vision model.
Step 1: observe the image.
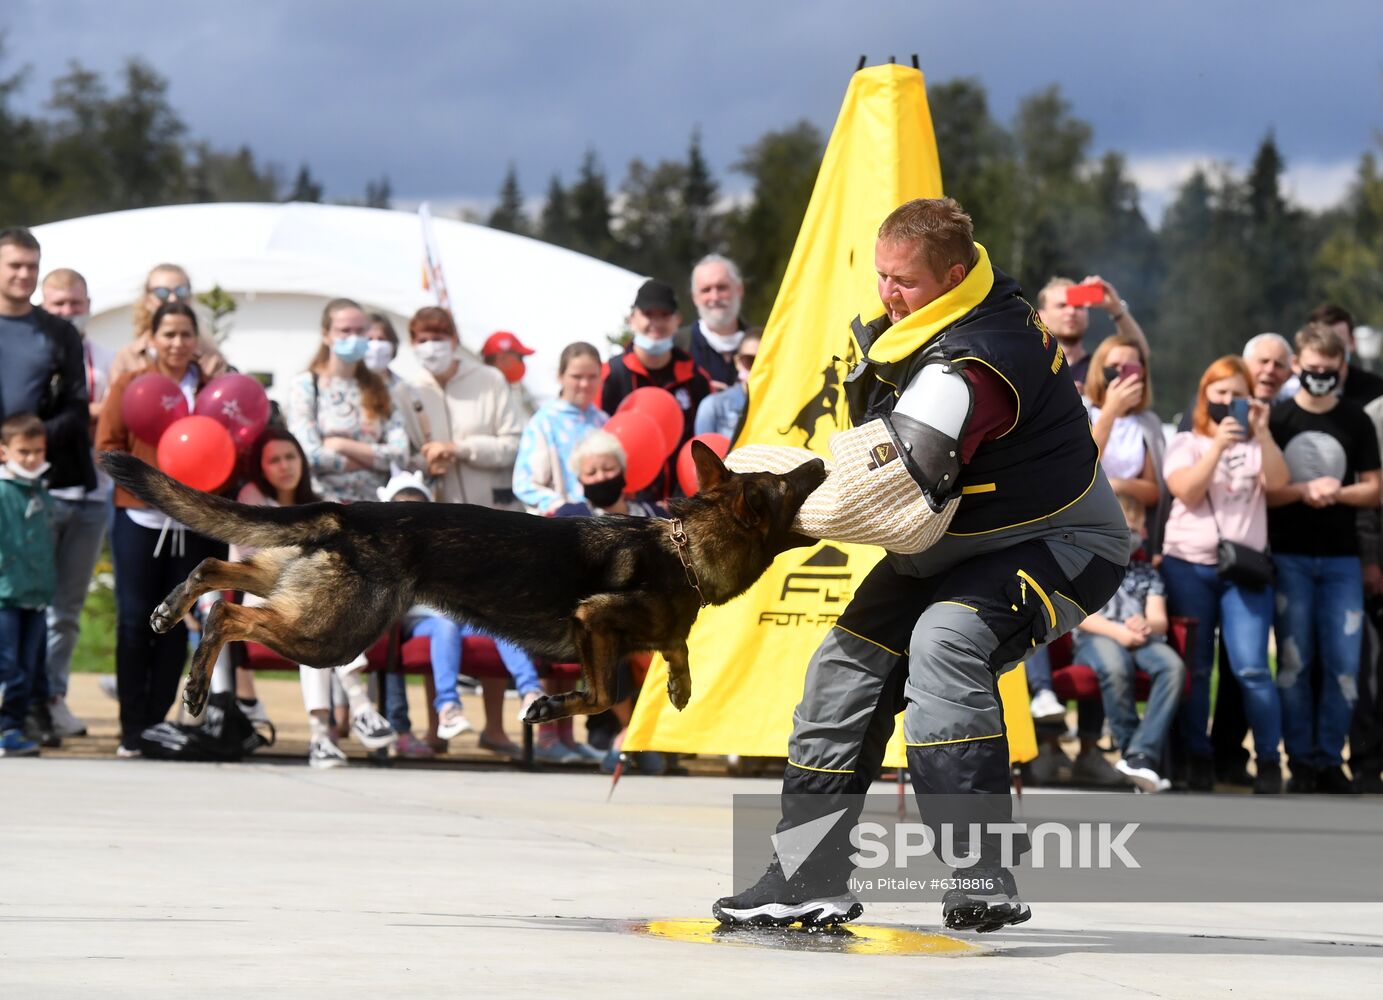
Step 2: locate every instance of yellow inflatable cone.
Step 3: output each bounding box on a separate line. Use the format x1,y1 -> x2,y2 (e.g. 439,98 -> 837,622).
623,63 -> 1037,767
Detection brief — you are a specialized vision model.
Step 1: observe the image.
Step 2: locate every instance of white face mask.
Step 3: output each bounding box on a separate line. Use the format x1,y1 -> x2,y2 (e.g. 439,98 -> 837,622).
70,314 -> 90,335
414,339 -> 457,375
363,340 -> 396,373
6,459 -> 50,481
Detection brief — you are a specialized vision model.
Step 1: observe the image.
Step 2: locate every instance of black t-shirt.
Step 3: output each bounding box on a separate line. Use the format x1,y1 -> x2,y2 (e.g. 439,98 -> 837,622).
1268,398 -> 1381,556
1343,363 -> 1383,407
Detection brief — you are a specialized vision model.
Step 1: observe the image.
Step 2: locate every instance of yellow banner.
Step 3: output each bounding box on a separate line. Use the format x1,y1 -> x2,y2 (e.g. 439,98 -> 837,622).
624,64 -> 1035,766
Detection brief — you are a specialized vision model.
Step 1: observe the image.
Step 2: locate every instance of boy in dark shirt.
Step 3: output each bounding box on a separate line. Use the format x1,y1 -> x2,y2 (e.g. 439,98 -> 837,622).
1267,324 -> 1382,793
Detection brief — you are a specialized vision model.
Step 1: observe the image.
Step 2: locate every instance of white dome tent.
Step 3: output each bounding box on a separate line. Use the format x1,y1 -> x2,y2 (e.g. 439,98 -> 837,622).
31,202 -> 645,403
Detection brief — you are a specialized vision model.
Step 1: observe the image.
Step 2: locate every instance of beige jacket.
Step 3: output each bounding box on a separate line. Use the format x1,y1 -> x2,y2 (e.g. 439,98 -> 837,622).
402,357 -> 524,507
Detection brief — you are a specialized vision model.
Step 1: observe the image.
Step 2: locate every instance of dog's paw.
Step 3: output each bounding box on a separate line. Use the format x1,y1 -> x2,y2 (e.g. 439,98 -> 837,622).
182,676 -> 210,717
667,674 -> 691,711
523,696 -> 557,724
150,602 -> 177,634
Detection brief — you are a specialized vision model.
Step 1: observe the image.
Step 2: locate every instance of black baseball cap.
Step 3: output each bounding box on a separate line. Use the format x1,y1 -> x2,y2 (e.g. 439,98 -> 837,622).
633,279 -> 678,314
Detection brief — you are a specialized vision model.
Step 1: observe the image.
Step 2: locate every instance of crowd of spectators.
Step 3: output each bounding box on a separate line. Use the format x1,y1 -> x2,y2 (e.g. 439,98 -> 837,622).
1,221 -> 1381,796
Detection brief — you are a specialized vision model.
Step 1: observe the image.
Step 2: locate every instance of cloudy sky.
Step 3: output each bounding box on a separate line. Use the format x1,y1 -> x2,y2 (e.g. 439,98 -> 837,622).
8,0 -> 1382,224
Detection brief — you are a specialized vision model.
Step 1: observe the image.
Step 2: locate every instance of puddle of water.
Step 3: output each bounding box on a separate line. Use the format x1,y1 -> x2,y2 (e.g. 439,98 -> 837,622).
628,918 -> 985,957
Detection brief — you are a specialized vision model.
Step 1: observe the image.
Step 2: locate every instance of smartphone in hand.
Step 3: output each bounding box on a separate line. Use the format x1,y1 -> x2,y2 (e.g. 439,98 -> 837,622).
1118,362 -> 1144,380
1064,283 -> 1104,307
1229,398 -> 1250,427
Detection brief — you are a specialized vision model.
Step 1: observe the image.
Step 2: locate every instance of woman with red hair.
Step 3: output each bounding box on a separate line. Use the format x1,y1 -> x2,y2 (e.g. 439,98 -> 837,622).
1161,355 -> 1290,792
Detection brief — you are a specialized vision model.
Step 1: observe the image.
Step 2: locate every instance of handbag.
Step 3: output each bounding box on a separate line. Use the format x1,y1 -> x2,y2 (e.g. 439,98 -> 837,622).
1205,489 -> 1274,590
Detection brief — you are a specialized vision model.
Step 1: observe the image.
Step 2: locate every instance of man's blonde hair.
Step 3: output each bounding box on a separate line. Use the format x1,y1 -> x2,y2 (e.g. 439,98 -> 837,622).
42,267 -> 87,292
877,197 -> 978,281
1037,276 -> 1075,311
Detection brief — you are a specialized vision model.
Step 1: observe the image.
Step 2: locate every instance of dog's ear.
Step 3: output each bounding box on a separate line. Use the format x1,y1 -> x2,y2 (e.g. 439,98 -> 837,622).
732,482 -> 768,531
691,440 -> 732,492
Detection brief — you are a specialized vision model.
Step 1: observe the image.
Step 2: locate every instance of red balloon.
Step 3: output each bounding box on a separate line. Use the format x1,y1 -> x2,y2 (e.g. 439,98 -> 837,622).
122,373 -> 190,445
617,387 -> 684,459
604,410 -> 667,493
156,416 -> 236,492
677,433 -> 731,495
194,373 -> 271,452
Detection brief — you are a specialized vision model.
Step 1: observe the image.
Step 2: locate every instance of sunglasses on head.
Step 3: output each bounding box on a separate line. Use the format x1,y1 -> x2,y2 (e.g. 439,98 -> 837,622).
149,285 -> 191,302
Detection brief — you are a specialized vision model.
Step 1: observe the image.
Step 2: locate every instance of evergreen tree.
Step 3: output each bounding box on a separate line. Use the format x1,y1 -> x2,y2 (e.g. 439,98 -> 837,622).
288,164 -> 323,202
569,149 -> 615,259
539,173 -> 575,248
726,120 -> 825,322
488,162 -> 529,235
364,174 -> 392,208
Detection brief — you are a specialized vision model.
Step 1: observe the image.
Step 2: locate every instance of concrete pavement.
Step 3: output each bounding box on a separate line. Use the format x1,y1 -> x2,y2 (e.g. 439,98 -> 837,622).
2,759 -> 1380,999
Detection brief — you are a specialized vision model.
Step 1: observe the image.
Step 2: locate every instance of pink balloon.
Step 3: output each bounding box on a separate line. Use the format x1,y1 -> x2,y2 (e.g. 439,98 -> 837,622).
121,373 -> 190,445
194,373 -> 271,452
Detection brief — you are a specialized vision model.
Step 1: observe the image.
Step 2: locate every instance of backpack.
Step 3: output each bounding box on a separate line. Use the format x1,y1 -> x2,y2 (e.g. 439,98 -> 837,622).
139,691 -> 276,762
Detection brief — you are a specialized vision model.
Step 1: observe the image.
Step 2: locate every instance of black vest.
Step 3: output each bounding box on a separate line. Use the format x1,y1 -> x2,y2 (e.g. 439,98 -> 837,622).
844,268 -> 1098,536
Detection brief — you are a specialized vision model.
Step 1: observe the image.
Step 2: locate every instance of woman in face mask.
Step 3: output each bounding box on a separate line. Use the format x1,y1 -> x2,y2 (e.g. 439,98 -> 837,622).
285,298 -> 409,503
399,306 -> 524,508
1160,355 -> 1290,792
512,341 -> 609,515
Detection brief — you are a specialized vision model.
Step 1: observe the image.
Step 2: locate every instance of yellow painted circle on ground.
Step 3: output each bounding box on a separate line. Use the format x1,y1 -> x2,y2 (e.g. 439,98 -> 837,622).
631,919 -> 985,956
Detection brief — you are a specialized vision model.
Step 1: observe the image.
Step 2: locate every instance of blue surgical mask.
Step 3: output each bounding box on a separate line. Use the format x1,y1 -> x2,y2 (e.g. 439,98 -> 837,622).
634,333 -> 674,357
333,335 -> 368,364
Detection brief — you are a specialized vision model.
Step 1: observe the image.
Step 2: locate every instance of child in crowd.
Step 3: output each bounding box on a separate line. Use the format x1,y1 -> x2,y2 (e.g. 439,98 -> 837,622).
381,471 -> 544,759
1072,493 -> 1186,792
0,414 -> 56,757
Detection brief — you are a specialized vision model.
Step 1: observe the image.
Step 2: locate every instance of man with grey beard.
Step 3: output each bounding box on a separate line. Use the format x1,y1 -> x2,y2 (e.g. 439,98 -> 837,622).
678,254 -> 750,392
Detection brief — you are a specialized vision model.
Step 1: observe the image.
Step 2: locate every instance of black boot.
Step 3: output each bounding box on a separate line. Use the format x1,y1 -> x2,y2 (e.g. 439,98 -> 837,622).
712,856 -> 862,928
1187,754 -> 1215,792
1287,762 -> 1317,794
1252,758 -> 1282,795
1315,766 -> 1357,794
942,865 -> 1031,933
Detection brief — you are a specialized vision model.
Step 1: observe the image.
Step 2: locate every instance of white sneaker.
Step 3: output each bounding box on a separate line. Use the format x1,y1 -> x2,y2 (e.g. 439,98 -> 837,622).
350,708 -> 398,750
436,702 -> 473,741
49,697 -> 87,737
308,736 -> 348,769
1116,755 -> 1172,793
1029,688 -> 1067,723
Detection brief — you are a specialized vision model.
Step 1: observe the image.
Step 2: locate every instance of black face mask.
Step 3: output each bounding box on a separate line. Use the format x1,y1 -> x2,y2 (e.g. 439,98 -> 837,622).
1206,402 -> 1231,424
583,473 -> 626,509
1301,368 -> 1341,397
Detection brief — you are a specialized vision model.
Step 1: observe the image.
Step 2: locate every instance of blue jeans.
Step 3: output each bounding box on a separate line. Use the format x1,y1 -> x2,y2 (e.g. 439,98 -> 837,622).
45,497 -> 109,698
406,615 -> 542,712
1161,556 -> 1281,763
1072,632 -> 1185,761
0,607 -> 46,732
1273,553 -> 1364,769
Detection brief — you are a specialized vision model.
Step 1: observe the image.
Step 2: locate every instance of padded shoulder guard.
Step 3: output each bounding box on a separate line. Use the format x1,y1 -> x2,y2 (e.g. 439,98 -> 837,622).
726,419 -> 959,555
884,361 -> 972,509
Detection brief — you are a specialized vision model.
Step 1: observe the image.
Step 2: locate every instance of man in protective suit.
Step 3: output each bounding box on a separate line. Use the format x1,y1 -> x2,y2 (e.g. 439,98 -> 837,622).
713,198 -> 1129,932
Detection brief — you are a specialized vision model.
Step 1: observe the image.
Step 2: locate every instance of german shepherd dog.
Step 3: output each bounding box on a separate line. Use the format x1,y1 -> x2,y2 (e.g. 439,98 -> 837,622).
101,443 -> 825,723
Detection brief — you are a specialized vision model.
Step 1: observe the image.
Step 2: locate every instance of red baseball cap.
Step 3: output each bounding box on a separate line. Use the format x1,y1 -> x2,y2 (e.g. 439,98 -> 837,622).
481,331 -> 535,357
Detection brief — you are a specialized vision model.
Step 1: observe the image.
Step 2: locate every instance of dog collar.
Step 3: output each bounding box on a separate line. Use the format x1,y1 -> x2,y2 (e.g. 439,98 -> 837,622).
668,518 -> 707,607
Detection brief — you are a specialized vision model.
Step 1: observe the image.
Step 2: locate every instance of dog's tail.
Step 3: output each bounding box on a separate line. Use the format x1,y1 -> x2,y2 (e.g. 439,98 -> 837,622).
101,453 -> 342,548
